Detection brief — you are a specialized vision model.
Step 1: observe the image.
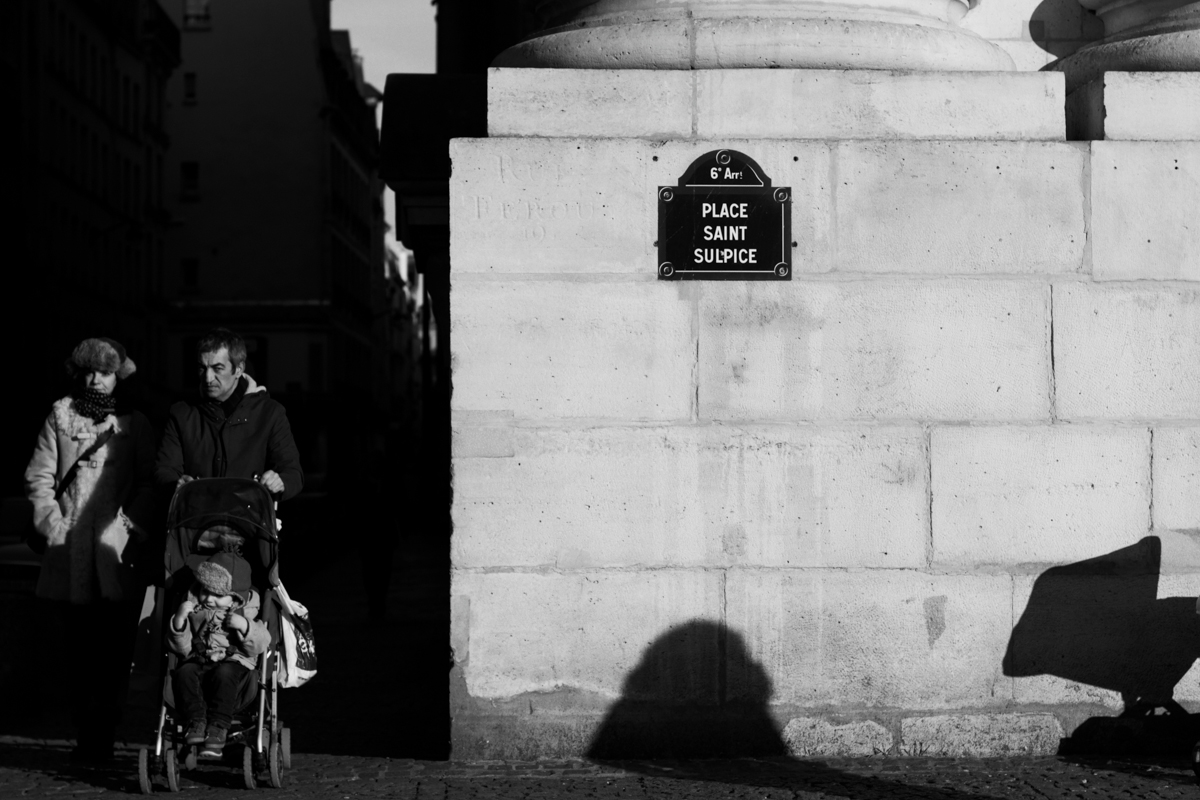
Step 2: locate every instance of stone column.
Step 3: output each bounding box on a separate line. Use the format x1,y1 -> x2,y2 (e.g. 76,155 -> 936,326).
1054,0 -> 1200,89
495,0 -> 1014,71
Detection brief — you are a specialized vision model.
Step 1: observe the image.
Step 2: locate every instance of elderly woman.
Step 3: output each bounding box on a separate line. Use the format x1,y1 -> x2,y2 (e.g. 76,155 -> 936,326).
25,337 -> 156,763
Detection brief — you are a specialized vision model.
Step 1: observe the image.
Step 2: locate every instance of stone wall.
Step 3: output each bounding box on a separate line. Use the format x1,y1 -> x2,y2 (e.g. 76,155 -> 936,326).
448,67 -> 1200,759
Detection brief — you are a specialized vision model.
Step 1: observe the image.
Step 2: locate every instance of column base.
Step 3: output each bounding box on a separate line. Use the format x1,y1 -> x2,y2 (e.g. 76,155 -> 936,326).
1051,2 -> 1200,91
494,12 -> 1015,72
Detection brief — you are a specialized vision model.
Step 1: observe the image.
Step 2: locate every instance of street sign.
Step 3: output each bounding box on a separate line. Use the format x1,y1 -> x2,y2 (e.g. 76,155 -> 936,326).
657,150 -> 792,281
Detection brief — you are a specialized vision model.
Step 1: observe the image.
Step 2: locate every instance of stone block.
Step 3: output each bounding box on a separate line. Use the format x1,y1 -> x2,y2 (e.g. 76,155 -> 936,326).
1154,427 -> 1200,532
452,425 -> 928,569
995,41 -> 1057,72
782,718 -> 894,757
696,71 -> 1065,140
1070,73 -> 1200,141
727,571 -> 1013,708
1091,142 -> 1200,281
488,69 -> 693,139
1055,284 -> 1200,418
699,280 -> 1051,421
451,280 -> 695,420
833,141 -> 1085,274
932,426 -> 1150,567
1156,529 -> 1200,576
900,714 -> 1063,756
452,570 -> 723,700
450,138 -> 652,274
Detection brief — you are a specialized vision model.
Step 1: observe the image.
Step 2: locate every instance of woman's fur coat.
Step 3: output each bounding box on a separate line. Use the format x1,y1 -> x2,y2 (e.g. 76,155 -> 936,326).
25,397 -> 156,603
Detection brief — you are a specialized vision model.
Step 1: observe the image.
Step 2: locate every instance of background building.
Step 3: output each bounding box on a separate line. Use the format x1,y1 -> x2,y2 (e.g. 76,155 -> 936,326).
1,0 -> 434,752
1,0 -> 180,489
160,0 -> 393,496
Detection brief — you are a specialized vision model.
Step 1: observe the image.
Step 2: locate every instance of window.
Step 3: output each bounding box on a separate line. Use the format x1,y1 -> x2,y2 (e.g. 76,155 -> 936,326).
180,161 -> 199,199
183,0 -> 211,30
183,72 -> 197,105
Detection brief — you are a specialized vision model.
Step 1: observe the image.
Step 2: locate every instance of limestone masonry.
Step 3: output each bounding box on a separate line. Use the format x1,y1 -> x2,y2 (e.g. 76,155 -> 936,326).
449,0 -> 1200,761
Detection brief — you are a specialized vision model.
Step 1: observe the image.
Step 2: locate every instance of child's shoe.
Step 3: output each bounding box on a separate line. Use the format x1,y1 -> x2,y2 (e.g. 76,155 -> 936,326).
184,718 -> 207,745
200,725 -> 227,757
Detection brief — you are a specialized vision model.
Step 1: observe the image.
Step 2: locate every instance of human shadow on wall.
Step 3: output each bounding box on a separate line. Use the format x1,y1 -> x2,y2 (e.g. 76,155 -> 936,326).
587,620 -> 1004,800
1004,536 -> 1200,755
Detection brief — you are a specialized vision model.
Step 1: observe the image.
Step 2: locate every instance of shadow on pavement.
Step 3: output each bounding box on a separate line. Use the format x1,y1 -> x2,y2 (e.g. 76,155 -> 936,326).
0,741 -> 139,794
0,529 -> 450,763
597,758 -> 1011,800
262,533 -> 449,760
1059,753 -> 1199,789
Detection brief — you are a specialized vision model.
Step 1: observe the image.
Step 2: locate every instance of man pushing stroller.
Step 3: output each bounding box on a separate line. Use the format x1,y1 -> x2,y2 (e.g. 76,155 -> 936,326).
168,549 -> 271,757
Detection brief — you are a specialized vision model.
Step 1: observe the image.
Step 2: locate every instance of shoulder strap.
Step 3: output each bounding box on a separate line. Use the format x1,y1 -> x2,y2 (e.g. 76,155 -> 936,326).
55,427 -> 117,499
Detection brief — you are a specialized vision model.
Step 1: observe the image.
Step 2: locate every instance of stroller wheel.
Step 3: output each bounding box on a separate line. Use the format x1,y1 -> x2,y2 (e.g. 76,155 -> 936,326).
164,747 -> 181,793
242,745 -> 257,790
280,728 -> 291,769
137,747 -> 154,794
268,740 -> 284,788
1192,740 -> 1200,778
184,747 -> 197,771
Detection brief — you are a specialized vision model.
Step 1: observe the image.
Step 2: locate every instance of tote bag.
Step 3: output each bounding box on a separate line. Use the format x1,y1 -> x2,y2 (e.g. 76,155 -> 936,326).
276,583 -> 318,688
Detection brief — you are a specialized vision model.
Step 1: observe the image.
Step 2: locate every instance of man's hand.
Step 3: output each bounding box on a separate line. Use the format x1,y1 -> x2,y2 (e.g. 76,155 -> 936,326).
176,475 -> 196,491
224,613 -> 249,635
258,470 -> 284,495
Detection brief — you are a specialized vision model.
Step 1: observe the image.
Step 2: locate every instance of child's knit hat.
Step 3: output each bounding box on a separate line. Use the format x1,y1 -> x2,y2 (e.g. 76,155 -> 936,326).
187,551 -> 251,602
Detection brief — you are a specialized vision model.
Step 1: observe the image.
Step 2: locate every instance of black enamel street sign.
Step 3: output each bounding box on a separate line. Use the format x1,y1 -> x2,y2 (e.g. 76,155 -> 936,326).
658,149 -> 791,281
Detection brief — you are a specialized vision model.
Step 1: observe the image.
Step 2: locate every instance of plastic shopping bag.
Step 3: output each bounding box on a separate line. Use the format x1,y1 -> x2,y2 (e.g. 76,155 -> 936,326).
276,583 -> 317,688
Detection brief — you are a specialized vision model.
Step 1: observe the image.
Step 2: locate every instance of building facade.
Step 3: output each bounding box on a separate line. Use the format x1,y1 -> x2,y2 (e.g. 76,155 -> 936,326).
444,0 -> 1200,759
3,0 -> 180,489
160,0 -> 394,492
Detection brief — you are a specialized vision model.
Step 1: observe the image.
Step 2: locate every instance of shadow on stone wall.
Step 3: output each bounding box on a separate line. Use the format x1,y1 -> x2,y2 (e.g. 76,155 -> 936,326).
587,619 -> 1006,800
587,620 -> 784,759
1004,536 -> 1200,755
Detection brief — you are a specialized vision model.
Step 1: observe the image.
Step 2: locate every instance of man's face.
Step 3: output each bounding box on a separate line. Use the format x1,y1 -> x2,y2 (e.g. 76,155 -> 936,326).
199,347 -> 243,402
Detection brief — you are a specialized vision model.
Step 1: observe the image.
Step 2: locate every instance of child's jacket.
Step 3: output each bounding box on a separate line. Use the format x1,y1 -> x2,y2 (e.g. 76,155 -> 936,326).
167,588 -> 271,669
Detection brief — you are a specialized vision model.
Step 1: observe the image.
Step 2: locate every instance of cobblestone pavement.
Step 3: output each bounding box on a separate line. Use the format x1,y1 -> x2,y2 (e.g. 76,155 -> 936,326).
2,738 -> 1199,800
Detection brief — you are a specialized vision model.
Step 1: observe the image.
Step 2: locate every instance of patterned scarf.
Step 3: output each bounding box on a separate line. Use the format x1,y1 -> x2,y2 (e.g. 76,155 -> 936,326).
73,388 -> 117,423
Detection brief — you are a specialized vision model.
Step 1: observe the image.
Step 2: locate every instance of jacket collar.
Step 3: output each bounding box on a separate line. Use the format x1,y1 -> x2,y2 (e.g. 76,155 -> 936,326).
197,376 -> 268,422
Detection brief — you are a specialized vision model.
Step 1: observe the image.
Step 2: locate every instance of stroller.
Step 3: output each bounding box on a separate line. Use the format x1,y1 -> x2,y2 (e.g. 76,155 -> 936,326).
136,478 -> 291,792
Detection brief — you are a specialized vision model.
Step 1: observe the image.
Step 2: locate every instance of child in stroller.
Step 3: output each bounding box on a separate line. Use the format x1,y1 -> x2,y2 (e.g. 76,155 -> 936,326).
136,477 -> 290,793
168,548 -> 271,757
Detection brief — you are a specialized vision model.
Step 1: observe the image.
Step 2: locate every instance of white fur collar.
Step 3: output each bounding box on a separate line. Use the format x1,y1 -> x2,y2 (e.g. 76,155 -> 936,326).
52,397 -> 127,436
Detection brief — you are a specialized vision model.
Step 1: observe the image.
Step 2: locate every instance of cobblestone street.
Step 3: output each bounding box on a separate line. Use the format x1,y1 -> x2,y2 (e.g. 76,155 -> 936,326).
3,739 -> 1200,800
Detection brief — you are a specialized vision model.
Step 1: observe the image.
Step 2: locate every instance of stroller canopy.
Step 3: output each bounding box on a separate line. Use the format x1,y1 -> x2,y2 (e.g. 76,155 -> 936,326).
168,478 -> 278,539
164,478 -> 280,589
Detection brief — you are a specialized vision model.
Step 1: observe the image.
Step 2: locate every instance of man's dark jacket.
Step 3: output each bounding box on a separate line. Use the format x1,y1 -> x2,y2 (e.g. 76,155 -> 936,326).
155,380 -> 304,500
